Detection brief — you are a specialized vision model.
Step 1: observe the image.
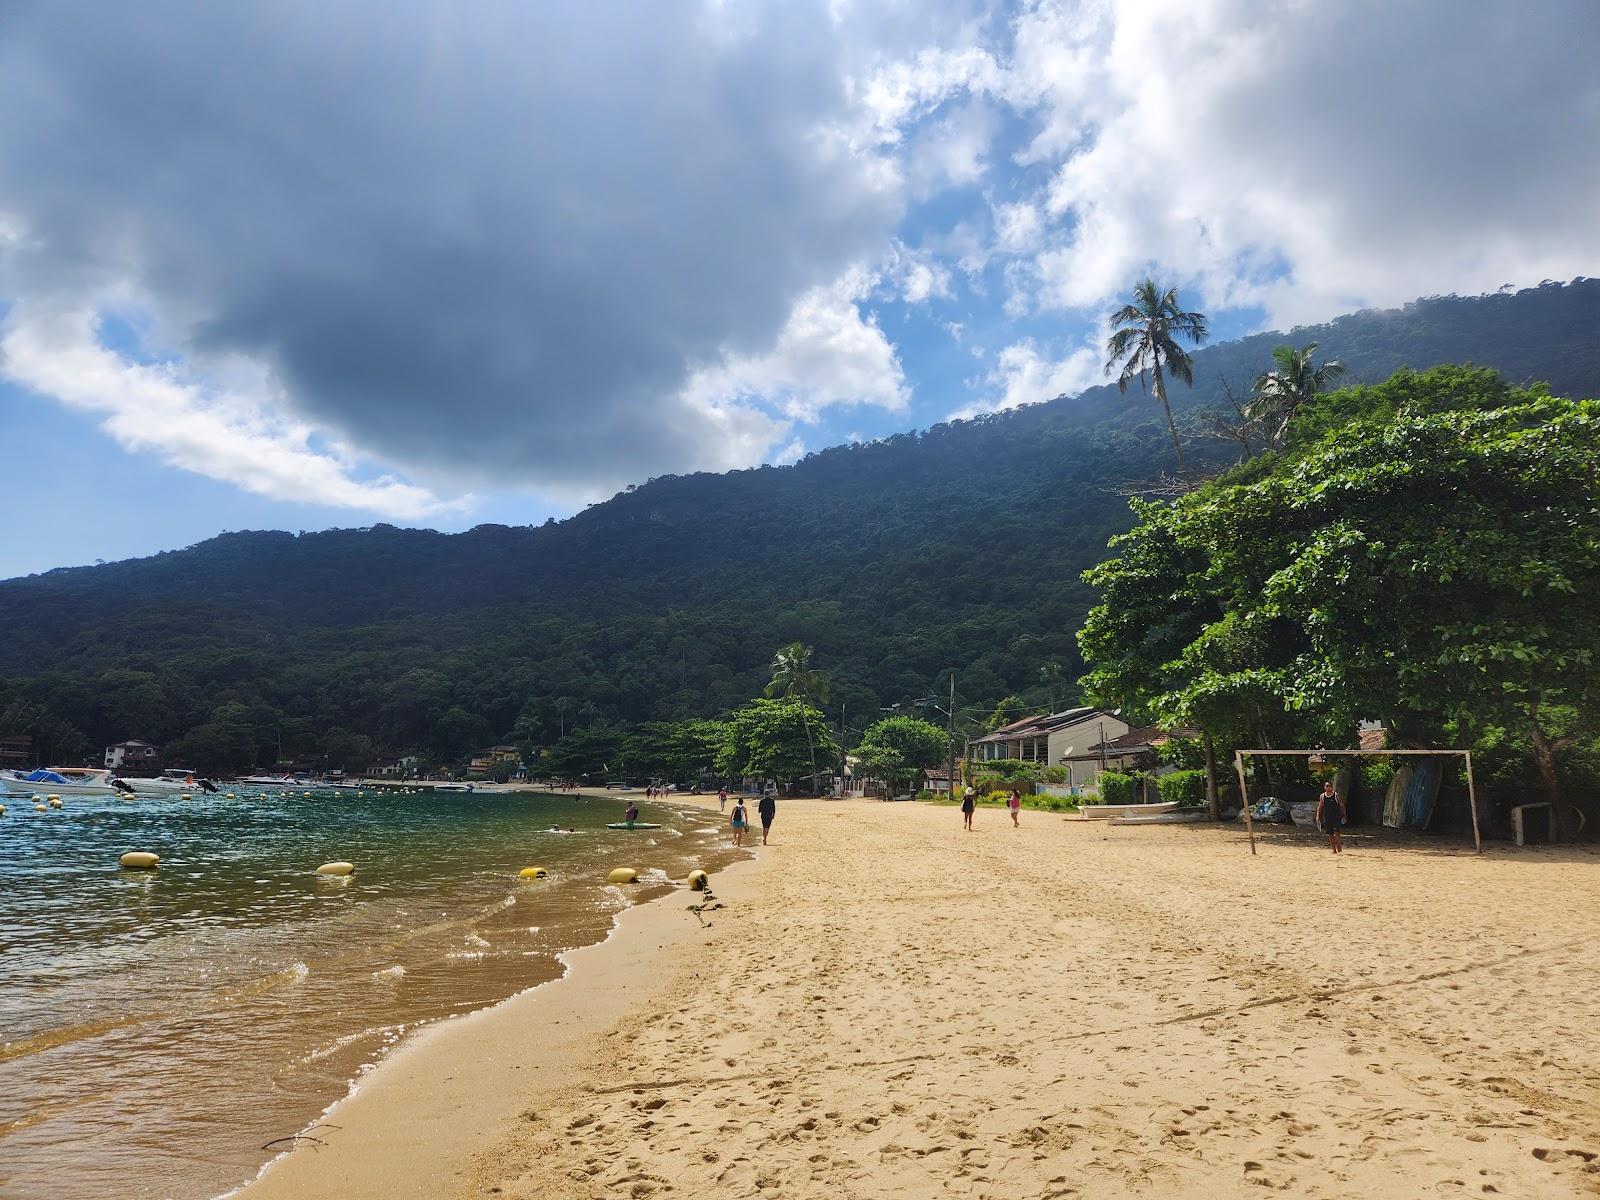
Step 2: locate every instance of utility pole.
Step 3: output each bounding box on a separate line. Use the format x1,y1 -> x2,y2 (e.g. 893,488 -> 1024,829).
946,671 -> 957,804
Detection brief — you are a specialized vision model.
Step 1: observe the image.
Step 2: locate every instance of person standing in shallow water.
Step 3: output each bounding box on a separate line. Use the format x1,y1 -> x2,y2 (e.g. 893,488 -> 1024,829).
961,785 -> 976,831
718,786 -> 728,813
1315,779 -> 1346,854
730,799 -> 748,847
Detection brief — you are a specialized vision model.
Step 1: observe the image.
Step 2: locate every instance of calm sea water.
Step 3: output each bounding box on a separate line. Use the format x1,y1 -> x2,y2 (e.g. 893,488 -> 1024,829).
0,786 -> 733,1200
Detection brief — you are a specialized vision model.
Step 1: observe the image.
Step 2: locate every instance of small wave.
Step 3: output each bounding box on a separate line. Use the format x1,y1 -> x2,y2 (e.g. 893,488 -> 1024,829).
372,965 -> 406,982
465,932 -> 491,949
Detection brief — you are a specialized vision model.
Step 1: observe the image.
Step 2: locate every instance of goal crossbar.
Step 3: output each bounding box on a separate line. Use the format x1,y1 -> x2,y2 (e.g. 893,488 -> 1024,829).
1232,748 -> 1480,855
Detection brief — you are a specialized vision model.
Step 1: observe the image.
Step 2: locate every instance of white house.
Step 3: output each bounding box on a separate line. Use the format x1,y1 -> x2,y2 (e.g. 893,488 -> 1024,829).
969,707 -> 1130,789
105,739 -> 160,772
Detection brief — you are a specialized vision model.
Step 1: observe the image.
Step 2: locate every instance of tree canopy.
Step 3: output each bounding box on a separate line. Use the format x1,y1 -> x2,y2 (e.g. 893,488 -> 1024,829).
1079,365 -> 1600,837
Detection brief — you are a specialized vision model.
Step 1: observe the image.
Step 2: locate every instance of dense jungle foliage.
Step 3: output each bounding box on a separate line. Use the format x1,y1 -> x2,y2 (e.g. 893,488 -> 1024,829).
2,281 -> 1597,775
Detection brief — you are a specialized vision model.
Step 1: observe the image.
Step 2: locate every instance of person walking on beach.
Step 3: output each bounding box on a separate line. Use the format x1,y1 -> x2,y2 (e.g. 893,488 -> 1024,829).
758,791 -> 776,845
961,785 -> 976,832
1007,788 -> 1022,828
718,786 -> 728,813
1315,779 -> 1346,854
730,799 -> 748,846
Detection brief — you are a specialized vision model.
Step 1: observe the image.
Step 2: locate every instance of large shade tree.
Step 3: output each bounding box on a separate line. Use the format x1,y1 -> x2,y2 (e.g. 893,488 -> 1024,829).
1105,278 -> 1209,478
1079,366 -> 1600,839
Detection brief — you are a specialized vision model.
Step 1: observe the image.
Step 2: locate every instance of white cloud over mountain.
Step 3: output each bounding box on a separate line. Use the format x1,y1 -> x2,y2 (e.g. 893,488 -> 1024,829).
0,0 -> 1594,509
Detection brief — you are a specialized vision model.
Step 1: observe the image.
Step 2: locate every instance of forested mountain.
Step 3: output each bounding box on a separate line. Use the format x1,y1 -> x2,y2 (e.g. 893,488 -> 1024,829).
3,280 -> 1597,769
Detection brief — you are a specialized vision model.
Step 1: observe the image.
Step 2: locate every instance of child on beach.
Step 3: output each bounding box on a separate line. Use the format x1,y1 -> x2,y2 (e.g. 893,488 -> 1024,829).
730,799 -> 748,846
961,785 -> 976,831
1315,779 -> 1346,854
718,786 -> 728,813
1007,788 -> 1022,827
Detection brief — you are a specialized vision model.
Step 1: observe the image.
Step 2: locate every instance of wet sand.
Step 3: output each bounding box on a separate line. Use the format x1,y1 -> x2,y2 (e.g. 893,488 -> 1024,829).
241,797 -> 1600,1199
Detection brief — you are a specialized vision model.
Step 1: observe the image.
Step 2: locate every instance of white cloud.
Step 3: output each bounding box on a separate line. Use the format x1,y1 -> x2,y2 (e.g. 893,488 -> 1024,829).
681,268 -> 909,423
953,335 -> 1102,419
998,0 -> 1600,326
2,305 -> 463,518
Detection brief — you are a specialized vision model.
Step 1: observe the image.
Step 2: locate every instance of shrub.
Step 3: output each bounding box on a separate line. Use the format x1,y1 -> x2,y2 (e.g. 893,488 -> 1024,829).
1157,768 -> 1207,808
1039,766 -> 1069,784
1098,770 -> 1137,806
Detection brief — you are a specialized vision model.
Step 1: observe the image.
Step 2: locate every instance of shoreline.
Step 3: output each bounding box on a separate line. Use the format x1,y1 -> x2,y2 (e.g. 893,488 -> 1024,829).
240,798 -> 1600,1199
234,791 -> 749,1199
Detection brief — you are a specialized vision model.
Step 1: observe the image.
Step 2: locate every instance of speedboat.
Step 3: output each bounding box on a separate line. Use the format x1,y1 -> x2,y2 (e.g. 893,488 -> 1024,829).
238,774 -> 299,786
429,781 -> 475,792
122,769 -> 219,795
1,767 -> 133,796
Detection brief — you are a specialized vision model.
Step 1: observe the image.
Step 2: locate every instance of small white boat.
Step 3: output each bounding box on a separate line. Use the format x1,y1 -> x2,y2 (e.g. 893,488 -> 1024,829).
122,769 -> 218,795
239,774 -> 299,786
428,781 -> 475,793
1079,800 -> 1180,820
1,767 -> 132,796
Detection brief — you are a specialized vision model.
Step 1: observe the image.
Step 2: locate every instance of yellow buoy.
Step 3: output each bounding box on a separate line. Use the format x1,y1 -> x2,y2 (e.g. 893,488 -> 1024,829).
119,851 -> 160,870
686,869 -> 709,891
519,866 -> 548,879
49,797 -> 63,808
47,794 -> 60,802
34,804 -> 47,812
608,867 -> 639,885
316,861 -> 356,876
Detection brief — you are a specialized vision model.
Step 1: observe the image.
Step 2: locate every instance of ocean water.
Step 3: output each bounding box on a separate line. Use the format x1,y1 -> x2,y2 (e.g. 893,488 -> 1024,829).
0,786 -> 733,1200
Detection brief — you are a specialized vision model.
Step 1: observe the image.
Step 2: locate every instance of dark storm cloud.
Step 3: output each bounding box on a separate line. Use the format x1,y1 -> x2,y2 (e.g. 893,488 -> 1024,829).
0,1 -> 905,491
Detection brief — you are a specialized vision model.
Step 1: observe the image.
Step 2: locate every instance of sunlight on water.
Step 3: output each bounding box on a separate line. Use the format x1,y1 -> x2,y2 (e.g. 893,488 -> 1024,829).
0,787 -> 732,1200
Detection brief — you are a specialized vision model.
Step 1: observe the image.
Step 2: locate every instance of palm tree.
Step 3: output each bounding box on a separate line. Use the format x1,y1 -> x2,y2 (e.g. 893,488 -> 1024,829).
764,642 -> 830,793
1104,279 -> 1209,477
1247,342 -> 1347,448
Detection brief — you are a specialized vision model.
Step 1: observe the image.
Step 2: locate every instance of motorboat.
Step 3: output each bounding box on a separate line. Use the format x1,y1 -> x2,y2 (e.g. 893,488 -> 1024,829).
1078,799 -> 1180,820
238,774 -> 300,786
429,781 -> 475,793
122,769 -> 219,795
1,767 -> 133,796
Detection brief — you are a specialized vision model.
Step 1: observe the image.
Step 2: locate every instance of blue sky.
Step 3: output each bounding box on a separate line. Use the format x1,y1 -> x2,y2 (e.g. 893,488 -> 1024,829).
2,0 -> 1596,579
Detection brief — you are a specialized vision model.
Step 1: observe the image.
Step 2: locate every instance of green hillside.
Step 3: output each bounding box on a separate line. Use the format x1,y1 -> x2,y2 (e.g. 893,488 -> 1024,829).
2,280 -> 1596,768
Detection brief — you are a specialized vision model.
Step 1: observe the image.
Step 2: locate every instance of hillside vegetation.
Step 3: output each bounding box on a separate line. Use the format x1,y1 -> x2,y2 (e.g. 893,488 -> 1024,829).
2,280 -> 1596,770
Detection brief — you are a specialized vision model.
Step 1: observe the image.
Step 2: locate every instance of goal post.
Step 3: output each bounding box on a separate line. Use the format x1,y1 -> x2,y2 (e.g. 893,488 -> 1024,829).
1232,748 -> 1480,856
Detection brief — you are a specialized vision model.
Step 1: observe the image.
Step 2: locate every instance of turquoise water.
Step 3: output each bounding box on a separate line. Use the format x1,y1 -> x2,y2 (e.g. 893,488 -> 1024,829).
0,787 -> 732,1200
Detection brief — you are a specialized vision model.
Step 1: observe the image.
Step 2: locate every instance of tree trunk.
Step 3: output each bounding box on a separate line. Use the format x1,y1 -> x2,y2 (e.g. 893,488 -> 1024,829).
1152,359 -> 1188,479
799,706 -> 818,796
1529,710 -> 1576,841
1203,731 -> 1220,821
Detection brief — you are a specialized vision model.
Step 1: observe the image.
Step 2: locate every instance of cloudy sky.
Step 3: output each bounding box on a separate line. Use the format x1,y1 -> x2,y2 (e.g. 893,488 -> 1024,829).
2,0 -> 1596,577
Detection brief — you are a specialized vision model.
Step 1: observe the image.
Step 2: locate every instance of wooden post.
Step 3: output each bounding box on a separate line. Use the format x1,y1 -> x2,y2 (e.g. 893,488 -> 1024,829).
1464,750 -> 1482,854
1235,751 -> 1256,855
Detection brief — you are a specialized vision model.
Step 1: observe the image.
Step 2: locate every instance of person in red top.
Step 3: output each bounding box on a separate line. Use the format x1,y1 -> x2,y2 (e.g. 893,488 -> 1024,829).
1007,788 -> 1022,827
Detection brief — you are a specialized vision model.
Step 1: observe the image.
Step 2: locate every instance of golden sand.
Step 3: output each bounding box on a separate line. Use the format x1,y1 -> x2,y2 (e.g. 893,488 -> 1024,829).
243,796 -> 1600,1199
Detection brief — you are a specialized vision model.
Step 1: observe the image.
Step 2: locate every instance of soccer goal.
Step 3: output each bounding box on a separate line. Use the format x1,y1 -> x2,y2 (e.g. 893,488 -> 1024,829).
1232,748 -> 1480,855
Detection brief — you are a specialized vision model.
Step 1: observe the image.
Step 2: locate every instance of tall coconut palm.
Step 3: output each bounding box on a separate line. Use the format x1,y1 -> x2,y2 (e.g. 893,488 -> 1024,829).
764,642 -> 830,793
1247,342 -> 1347,448
1104,279 -> 1209,477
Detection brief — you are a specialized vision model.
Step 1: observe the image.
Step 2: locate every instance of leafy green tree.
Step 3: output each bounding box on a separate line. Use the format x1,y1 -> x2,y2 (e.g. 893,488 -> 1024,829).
717,698 -> 837,789
1080,367 -> 1600,838
1247,342 -> 1347,448
856,715 -> 948,798
764,643 -> 831,792
545,721 -> 628,780
1105,278 -> 1209,477
984,695 -> 1029,732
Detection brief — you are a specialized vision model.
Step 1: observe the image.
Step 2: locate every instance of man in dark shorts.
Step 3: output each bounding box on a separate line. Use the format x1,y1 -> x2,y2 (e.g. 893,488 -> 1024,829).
757,790 -> 776,845
1315,779 -> 1346,854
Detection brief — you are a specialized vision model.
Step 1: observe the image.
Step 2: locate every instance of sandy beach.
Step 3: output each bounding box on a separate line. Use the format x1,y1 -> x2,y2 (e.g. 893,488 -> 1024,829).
242,797 -> 1600,1199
